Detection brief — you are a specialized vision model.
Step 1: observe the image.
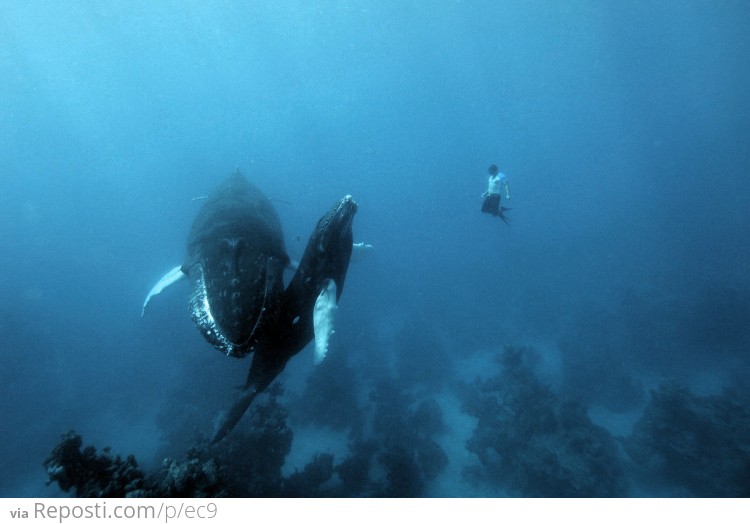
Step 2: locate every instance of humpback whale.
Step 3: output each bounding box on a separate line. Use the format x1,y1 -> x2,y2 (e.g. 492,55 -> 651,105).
143,171 -> 356,442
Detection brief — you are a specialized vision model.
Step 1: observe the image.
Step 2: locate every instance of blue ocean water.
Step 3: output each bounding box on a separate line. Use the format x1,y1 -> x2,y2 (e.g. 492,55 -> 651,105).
1,1 -> 749,497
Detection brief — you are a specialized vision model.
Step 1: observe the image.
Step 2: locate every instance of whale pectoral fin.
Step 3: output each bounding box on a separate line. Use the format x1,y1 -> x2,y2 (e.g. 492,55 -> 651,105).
351,241 -> 374,263
352,241 -> 374,251
313,279 -> 338,365
141,265 -> 186,317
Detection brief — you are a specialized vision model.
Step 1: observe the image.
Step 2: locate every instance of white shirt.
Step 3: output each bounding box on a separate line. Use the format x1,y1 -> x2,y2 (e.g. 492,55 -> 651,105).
486,173 -> 506,195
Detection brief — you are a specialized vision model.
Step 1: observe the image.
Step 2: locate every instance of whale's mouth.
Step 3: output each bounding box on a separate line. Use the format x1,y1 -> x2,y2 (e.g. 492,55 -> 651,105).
317,195 -> 357,251
332,195 -> 357,233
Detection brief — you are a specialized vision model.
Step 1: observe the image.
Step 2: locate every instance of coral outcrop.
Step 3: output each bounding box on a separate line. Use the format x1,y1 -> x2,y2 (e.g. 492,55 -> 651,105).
461,346 -> 627,497
624,382 -> 750,497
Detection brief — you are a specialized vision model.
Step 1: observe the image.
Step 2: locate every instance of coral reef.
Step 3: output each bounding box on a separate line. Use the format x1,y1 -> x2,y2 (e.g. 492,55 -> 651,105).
376,444 -> 424,497
45,373 -> 455,498
45,384 -> 334,497
154,450 -> 227,497
210,383 -> 293,496
623,382 -> 750,497
367,382 -> 449,496
44,431 -> 148,497
294,382 -> 451,497
461,345 -> 627,497
47,345 -> 750,497
283,453 -> 335,497
333,439 -> 378,496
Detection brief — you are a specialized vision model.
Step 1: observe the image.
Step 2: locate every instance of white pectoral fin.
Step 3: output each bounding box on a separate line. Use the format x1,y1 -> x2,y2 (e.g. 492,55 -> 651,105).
351,241 -> 374,263
313,279 -> 338,365
141,265 -> 186,317
353,241 -> 374,251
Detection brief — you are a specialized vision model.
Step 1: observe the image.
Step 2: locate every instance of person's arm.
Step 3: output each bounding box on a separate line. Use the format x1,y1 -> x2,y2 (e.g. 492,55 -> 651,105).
503,179 -> 511,199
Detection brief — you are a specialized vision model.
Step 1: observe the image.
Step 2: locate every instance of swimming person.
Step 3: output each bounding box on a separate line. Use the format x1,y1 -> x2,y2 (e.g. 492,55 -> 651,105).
481,164 -> 511,224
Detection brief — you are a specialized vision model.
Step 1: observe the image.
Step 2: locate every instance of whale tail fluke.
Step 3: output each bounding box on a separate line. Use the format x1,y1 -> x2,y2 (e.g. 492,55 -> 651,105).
210,388 -> 258,444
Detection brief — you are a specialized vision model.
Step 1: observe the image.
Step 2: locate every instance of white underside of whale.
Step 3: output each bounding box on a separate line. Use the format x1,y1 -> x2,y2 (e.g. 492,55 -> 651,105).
142,265 -> 341,366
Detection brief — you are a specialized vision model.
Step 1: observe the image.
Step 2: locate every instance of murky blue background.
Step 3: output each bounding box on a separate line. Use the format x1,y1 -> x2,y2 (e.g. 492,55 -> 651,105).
1,1 -> 748,497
